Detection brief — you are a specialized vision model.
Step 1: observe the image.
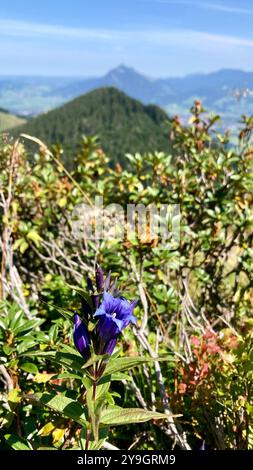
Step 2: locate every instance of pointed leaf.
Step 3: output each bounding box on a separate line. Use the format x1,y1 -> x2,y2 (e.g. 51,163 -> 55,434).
20,362 -> 39,374
4,434 -> 31,450
100,407 -> 168,426
102,356 -> 169,378
36,393 -> 88,427
54,351 -> 84,374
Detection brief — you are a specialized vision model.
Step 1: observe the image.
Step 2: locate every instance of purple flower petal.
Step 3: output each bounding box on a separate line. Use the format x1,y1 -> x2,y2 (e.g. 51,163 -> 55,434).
104,271 -> 111,291
73,314 -> 90,360
95,264 -> 104,292
93,292 -> 137,355
104,338 -> 117,355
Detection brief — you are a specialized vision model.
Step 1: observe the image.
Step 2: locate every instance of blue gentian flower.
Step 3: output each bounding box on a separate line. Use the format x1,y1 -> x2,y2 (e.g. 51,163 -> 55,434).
73,314 -> 91,360
94,292 -> 138,355
73,268 -> 138,374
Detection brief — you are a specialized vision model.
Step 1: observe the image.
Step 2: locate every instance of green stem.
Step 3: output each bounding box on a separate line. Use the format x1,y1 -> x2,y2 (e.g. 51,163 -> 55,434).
86,360 -> 105,446
85,428 -> 90,450
93,380 -> 97,401
93,361 -> 98,400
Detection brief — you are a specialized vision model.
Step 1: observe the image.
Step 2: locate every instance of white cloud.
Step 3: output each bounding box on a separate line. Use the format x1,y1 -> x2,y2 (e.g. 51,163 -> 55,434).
0,19 -> 119,40
1,18 -> 253,51
148,0 -> 253,15
146,29 -> 253,49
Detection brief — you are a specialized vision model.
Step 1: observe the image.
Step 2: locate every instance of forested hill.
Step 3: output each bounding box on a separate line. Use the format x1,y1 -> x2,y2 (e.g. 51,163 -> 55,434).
13,87 -> 170,166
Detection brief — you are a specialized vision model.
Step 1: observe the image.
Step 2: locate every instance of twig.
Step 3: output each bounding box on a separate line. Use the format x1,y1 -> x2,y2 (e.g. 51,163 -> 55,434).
128,257 -> 149,334
0,139 -> 19,300
123,376 -> 148,410
0,365 -> 13,391
135,328 -> 191,450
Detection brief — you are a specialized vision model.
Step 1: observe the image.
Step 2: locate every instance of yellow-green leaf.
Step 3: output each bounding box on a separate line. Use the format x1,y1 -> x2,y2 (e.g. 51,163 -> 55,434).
27,230 -> 42,246
52,428 -> 65,444
57,197 -> 67,208
13,238 -> 25,251
8,388 -> 21,404
33,373 -> 55,383
38,422 -> 55,437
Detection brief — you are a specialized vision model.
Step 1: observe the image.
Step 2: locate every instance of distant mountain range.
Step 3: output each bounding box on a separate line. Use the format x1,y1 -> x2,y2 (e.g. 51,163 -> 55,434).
1,66 -> 253,129
13,87 -> 170,166
54,65 -> 253,108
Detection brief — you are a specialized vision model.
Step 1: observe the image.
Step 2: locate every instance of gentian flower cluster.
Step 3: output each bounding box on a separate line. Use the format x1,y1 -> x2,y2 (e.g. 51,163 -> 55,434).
73,265 -> 137,365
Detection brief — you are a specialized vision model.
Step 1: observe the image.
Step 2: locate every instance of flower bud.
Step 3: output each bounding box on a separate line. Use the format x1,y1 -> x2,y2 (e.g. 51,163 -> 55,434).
73,314 -> 90,360
95,264 -> 104,292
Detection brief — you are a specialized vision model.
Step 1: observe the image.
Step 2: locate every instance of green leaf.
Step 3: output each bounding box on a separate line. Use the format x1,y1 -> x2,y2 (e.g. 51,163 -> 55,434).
82,353 -> 109,370
80,427 -> 108,451
20,240 -> 29,254
60,344 -> 79,355
102,356 -> 169,378
17,339 -> 37,355
20,350 -> 55,358
20,362 -> 39,374
3,344 -> 15,356
12,238 -> 25,251
9,309 -> 23,330
100,407 -> 168,426
66,284 -> 94,310
89,439 -> 106,450
95,380 -> 111,402
111,372 -> 132,381
4,434 -> 31,450
48,324 -> 58,343
27,230 -> 42,246
54,351 -> 84,374
39,298 -> 73,321
21,349 -> 84,375
230,174 -> 241,181
15,318 -> 45,335
36,393 -> 88,427
82,376 -> 93,390
51,372 -> 82,381
36,447 -> 58,450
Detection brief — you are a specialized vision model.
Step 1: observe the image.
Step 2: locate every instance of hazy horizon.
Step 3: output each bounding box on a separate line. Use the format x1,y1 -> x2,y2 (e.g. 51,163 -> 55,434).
1,64 -> 253,80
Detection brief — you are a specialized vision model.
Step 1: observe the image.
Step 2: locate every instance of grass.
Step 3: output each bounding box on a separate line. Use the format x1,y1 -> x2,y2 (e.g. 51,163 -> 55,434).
0,111 -> 26,132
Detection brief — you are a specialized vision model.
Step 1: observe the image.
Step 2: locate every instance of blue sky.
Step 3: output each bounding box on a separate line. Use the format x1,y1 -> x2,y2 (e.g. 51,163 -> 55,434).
1,0 -> 253,77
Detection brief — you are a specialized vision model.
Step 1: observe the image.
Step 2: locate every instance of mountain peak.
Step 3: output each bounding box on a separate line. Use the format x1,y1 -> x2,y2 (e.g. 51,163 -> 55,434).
106,65 -> 141,78
113,64 -> 131,73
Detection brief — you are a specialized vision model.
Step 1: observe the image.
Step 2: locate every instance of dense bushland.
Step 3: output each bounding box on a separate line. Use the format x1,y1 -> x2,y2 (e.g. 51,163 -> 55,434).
0,103 -> 253,450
